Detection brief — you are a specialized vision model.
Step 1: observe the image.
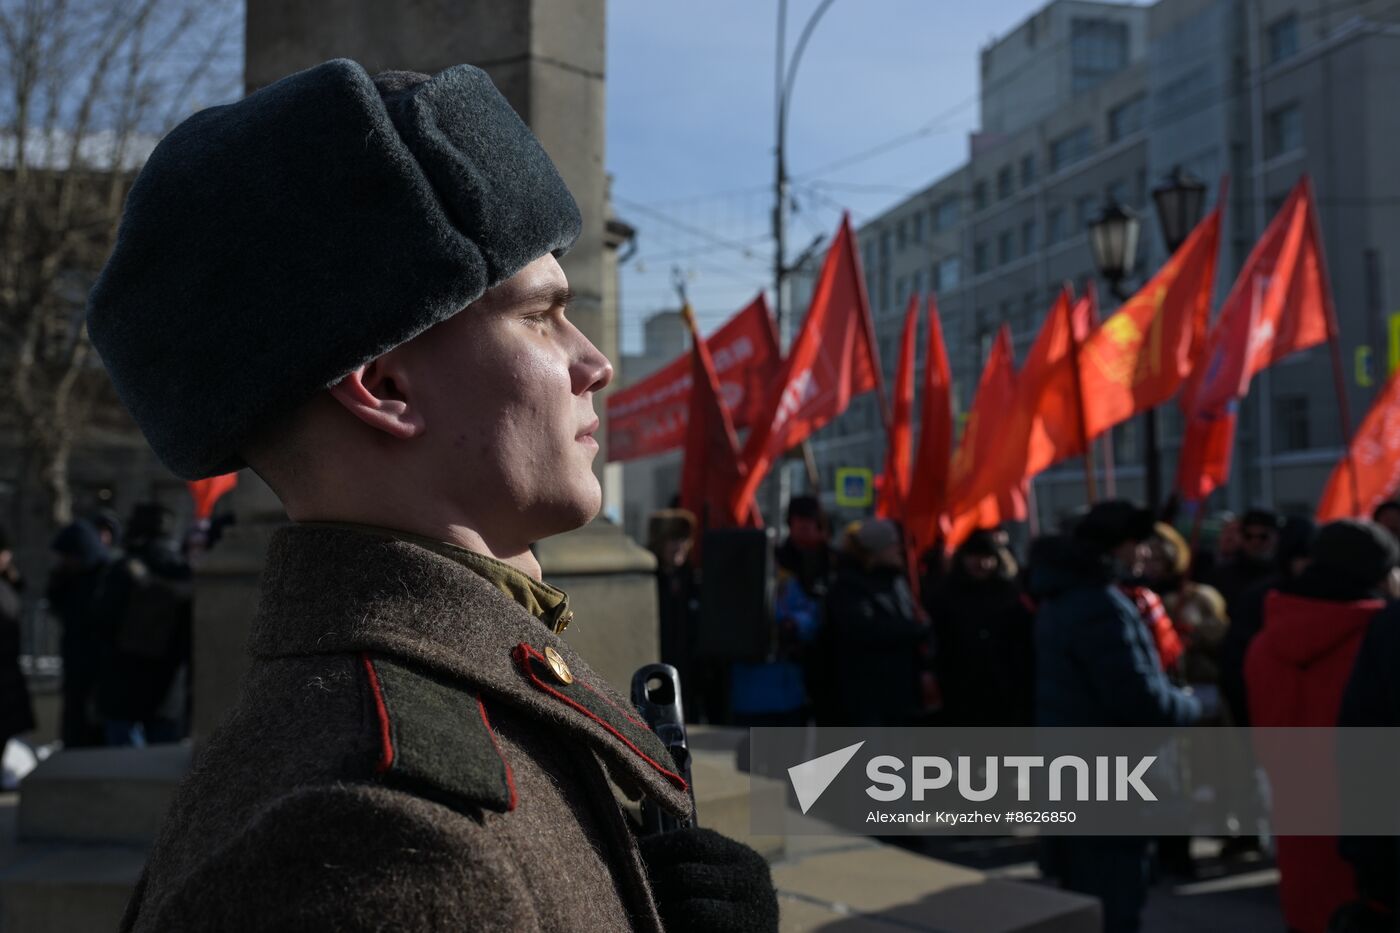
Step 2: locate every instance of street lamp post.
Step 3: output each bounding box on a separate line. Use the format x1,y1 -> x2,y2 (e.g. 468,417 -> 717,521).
771,0 -> 837,520
1088,199 -> 1156,507
1151,166 -> 1207,254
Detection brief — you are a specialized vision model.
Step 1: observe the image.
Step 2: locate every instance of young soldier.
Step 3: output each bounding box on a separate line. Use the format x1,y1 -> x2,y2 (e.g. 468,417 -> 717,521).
88,59 -> 776,933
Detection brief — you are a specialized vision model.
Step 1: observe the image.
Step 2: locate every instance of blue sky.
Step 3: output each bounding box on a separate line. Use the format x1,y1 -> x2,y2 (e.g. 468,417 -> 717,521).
607,0 -> 1067,352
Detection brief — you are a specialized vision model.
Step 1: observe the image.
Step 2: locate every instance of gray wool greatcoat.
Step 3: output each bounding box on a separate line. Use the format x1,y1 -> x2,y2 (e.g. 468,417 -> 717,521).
120,524 -> 693,932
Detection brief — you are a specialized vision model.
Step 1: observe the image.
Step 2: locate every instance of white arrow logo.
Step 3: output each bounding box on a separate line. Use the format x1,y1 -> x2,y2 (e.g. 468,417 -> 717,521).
787,741 -> 865,814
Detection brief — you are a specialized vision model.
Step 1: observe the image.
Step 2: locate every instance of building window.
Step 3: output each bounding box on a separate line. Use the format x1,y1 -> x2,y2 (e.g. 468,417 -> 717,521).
997,165 -> 1014,200
1266,103 -> 1302,158
999,299 -> 1014,325
1022,290 -> 1039,332
1268,14 -> 1299,64
1071,18 -> 1129,93
936,197 -> 961,230
1020,154 -> 1036,188
912,212 -> 925,243
912,270 -> 924,298
973,181 -> 988,211
1021,219 -> 1038,255
1050,126 -> 1092,172
998,230 -> 1015,265
894,276 -> 906,306
1276,395 -> 1310,451
1048,207 -> 1066,243
974,241 -> 989,274
1075,194 -> 1098,232
896,220 -> 907,251
1108,93 -> 1146,142
939,256 -> 961,290
1105,178 -> 1129,207
879,229 -> 891,259
863,242 -> 876,272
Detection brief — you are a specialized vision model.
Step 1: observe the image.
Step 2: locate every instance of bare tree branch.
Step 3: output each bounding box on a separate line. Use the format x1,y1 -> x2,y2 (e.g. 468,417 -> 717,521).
0,0 -> 240,525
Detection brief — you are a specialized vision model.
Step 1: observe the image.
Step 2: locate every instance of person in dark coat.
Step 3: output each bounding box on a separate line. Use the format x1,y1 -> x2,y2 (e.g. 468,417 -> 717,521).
1029,501 -> 1203,933
0,524 -> 36,748
929,528 -> 1033,726
646,509 -> 710,722
1207,507 -> 1281,616
1218,515 -> 1314,726
1245,520 -> 1399,933
92,503 -> 193,746
46,519 -> 110,748
1337,601 -> 1400,928
86,59 -> 776,932
823,519 -> 925,727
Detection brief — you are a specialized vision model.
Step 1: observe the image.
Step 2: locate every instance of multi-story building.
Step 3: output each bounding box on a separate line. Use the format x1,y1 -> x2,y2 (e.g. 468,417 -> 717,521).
803,0 -> 1400,530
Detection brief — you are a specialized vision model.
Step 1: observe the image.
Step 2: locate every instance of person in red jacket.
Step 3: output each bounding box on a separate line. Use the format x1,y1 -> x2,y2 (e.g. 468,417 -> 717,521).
1245,519 -> 1400,933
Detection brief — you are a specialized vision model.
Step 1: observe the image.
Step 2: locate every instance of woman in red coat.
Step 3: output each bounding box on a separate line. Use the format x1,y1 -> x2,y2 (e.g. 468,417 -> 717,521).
1246,519 -> 1400,933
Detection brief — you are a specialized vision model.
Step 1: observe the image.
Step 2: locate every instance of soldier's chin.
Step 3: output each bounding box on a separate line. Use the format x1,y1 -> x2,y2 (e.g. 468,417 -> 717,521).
534,477 -> 602,539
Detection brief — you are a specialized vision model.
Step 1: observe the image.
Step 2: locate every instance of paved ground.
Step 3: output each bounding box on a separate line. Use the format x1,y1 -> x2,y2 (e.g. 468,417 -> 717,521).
913,834 -> 1284,933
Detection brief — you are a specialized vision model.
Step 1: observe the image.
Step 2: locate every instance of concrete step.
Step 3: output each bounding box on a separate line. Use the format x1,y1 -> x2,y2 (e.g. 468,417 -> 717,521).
17,745 -> 190,846
691,747 -> 786,860
0,843 -> 143,933
772,843 -> 1100,933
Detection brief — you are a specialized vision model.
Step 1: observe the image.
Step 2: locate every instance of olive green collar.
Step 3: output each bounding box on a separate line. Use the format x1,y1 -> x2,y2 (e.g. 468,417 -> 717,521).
299,522 -> 573,634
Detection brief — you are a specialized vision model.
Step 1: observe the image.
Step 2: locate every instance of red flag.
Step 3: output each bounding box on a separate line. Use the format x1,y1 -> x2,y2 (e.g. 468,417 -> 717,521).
188,473 -> 238,521
906,296 -> 953,552
1174,405 -> 1238,502
678,305 -> 759,531
730,214 -> 880,519
947,486 -> 1028,552
1317,367 -> 1400,521
1022,287 -> 1085,478
1187,177 -> 1335,416
1078,205 -> 1221,438
877,293 -> 919,519
606,295 -> 780,462
946,326 -> 1019,519
1177,177 -> 1335,501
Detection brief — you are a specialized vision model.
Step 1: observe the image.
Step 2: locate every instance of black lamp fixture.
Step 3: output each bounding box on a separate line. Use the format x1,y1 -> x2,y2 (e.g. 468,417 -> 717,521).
1151,165 -> 1207,253
1088,200 -> 1141,295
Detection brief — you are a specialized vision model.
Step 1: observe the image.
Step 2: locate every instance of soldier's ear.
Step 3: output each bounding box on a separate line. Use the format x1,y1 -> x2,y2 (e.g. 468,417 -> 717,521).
327,356 -> 425,440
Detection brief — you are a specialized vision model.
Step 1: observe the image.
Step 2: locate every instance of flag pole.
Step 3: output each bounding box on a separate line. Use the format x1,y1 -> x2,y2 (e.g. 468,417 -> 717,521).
1304,176 -> 1361,514
1065,285 -> 1098,505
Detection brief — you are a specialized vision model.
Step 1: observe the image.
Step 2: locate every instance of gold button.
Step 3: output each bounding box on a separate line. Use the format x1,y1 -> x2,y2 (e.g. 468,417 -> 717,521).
554,610 -> 574,635
543,646 -> 573,685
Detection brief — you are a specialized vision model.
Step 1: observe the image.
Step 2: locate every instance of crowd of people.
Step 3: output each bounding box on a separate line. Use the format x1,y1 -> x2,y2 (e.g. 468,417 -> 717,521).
0,503 -> 214,763
650,496 -> 1400,933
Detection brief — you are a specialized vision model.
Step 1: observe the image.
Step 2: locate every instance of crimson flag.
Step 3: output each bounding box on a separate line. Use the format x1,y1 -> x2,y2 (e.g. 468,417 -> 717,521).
1022,287 -> 1086,479
1177,177 -> 1335,501
906,296 -> 953,553
947,486 -> 1029,552
730,214 -> 881,520
1174,405 -> 1238,503
188,473 -> 238,521
877,293 -> 919,519
678,305 -> 759,531
946,326 -> 1018,520
606,295 -> 780,462
1316,368 -> 1400,521
1078,205 -> 1221,438
1186,177 -> 1336,417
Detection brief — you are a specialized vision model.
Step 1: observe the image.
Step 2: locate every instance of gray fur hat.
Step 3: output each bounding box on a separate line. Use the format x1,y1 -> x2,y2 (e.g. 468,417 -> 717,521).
87,59 -> 581,480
